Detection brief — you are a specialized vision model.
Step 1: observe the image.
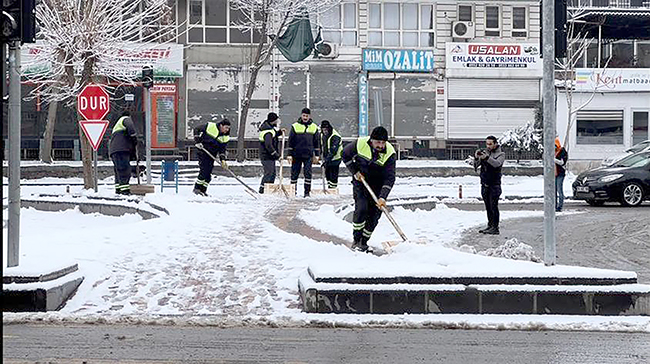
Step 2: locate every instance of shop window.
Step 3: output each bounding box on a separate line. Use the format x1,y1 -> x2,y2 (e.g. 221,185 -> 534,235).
610,40 -> 634,67
485,6 -> 500,37
367,2 -> 435,48
576,110 -> 624,145
512,7 -> 527,38
458,5 -> 473,22
187,0 -> 258,44
633,111 -> 649,146
592,0 -> 609,6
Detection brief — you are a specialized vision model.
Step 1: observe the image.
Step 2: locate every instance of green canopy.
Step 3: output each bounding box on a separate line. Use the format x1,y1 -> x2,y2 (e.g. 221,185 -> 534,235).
275,16 -> 314,62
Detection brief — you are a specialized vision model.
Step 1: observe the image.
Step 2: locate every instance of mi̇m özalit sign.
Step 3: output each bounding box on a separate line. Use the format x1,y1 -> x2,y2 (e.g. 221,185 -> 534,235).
362,48 -> 434,72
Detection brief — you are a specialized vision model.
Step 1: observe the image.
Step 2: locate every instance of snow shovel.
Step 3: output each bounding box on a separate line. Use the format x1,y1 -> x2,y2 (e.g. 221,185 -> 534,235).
130,146 -> 155,196
196,144 -> 259,199
264,131 -> 293,198
358,174 -> 408,251
311,162 -> 339,195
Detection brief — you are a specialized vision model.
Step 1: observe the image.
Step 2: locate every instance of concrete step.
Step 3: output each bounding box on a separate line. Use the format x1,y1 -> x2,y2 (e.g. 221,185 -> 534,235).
298,271 -> 650,315
3,264 -> 84,312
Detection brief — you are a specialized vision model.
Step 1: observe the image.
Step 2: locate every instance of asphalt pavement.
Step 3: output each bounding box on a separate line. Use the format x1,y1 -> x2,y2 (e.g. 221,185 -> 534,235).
456,203 -> 650,283
3,324 -> 649,363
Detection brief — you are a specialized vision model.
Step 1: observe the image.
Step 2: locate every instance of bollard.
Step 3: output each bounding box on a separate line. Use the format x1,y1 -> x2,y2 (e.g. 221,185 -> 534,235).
458,185 -> 463,199
66,185 -> 70,194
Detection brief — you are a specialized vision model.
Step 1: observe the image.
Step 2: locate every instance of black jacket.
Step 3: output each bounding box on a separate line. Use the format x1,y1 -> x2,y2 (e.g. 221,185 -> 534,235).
321,129 -> 342,164
342,137 -> 396,200
109,116 -> 138,156
555,147 -> 568,177
194,122 -> 229,160
288,119 -> 319,159
474,146 -> 505,186
259,121 -> 281,160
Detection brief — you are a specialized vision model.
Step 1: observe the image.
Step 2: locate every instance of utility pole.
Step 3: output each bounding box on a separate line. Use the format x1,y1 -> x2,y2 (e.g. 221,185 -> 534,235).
542,0 -> 557,266
142,66 -> 153,184
8,40 -> 22,267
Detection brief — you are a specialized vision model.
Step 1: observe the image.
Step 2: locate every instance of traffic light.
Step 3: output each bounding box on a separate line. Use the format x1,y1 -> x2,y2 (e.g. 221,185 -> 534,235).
1,0 -> 37,44
539,0 -> 568,59
142,66 -> 154,88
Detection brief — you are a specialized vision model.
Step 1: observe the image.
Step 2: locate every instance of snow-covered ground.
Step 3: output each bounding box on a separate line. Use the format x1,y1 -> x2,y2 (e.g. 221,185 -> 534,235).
3,170 -> 650,333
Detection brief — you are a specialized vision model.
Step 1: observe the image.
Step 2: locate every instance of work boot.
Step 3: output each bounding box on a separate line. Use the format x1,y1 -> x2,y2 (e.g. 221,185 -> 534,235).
259,186 -> 264,194
483,226 -> 500,235
478,226 -> 492,233
193,188 -> 208,197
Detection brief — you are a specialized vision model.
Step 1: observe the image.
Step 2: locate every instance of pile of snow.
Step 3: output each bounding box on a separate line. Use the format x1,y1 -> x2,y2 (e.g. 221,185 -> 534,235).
479,238 -> 542,263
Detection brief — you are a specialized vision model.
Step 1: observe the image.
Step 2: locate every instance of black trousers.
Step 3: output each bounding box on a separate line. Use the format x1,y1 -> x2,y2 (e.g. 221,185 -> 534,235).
290,157 -> 312,194
111,152 -> 132,194
259,159 -> 276,192
194,150 -> 215,193
481,184 -> 502,229
324,160 -> 341,189
352,182 -> 383,244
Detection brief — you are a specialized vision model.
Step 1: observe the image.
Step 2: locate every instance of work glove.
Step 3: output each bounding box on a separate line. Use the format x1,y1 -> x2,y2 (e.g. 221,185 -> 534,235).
287,156 -> 293,164
312,156 -> 319,165
195,143 -> 204,150
554,158 -> 563,165
376,198 -> 387,209
221,160 -> 228,169
353,172 -> 364,182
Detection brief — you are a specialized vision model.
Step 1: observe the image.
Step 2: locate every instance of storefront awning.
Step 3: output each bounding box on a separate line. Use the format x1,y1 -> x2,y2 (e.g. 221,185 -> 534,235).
569,8 -> 650,40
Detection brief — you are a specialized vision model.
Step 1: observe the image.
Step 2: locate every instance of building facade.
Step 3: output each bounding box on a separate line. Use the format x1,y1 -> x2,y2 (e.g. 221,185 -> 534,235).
7,0 -> 650,160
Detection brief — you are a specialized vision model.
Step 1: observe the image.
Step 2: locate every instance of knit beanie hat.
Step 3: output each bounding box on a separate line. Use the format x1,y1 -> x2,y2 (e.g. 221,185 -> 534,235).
370,126 -> 388,141
267,112 -> 279,123
321,120 -> 332,131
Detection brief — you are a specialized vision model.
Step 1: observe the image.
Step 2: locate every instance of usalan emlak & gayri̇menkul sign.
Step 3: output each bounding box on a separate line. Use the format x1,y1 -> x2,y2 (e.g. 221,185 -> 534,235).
362,49 -> 434,72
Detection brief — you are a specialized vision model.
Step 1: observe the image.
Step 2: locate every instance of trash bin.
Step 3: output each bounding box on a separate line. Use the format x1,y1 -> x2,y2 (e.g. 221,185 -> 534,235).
162,160 -> 176,181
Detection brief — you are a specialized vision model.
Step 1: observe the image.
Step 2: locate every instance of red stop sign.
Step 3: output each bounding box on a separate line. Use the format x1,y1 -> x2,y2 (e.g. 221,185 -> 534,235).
77,84 -> 110,120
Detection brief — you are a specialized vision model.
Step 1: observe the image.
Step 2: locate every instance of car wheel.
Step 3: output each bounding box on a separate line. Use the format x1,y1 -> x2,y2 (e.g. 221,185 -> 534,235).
620,182 -> 644,207
586,199 -> 604,207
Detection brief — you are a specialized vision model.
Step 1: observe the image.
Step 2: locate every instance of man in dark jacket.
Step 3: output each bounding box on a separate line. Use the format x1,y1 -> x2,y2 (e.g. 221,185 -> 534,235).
555,137 -> 569,212
288,107 -> 320,197
473,135 -> 506,235
109,111 -> 138,195
193,118 -> 231,196
342,126 -> 396,252
258,112 -> 283,193
320,120 -> 342,189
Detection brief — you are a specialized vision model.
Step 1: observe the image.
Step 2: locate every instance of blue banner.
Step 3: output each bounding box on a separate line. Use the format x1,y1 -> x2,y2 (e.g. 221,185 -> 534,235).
358,72 -> 368,136
362,48 -> 434,72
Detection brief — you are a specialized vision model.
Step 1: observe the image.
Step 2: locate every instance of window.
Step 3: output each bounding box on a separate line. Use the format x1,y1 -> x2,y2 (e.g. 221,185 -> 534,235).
458,5 -> 473,22
367,3 -> 434,48
592,0 -> 609,6
187,0 -> 260,44
576,110 -> 624,145
485,6 -> 500,37
633,111 -> 649,146
320,2 -> 357,46
121,0 -> 177,42
512,7 -> 527,38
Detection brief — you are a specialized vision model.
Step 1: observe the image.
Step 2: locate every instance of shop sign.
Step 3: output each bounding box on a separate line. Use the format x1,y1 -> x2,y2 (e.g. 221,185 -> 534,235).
575,68 -> 650,92
362,48 -> 434,72
446,43 -> 541,70
358,72 -> 369,136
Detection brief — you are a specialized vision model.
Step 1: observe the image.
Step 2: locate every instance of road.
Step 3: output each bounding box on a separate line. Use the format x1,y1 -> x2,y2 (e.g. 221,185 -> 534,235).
3,325 -> 649,363
456,203 -> 650,283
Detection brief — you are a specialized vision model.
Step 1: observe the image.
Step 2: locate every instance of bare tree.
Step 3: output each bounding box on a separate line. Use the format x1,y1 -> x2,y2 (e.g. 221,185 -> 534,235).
229,0 -> 342,161
23,0 -> 175,184
555,6 -> 612,152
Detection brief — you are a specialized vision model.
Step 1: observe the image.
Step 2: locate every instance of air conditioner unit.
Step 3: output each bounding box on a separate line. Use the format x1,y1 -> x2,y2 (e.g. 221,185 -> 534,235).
452,21 -> 475,39
316,41 -> 339,59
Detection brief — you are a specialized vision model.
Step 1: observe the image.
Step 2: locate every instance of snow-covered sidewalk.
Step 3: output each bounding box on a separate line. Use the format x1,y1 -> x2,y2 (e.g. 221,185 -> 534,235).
3,175 -> 650,332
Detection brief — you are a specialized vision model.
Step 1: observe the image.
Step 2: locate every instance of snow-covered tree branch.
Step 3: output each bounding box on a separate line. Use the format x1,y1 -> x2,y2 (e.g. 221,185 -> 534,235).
229,0 -> 343,161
